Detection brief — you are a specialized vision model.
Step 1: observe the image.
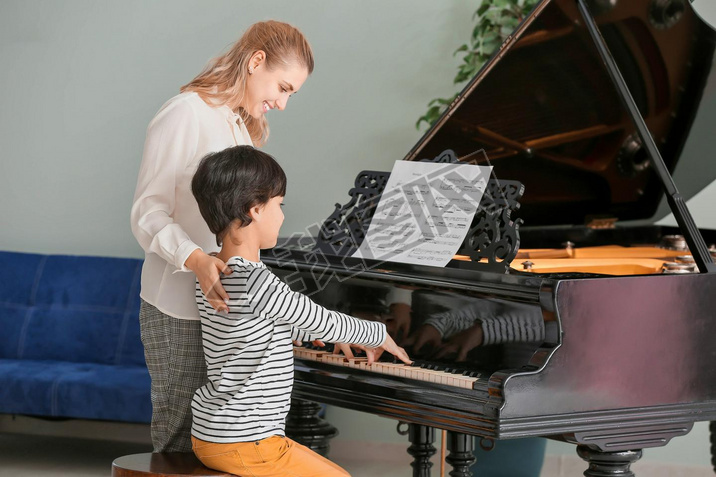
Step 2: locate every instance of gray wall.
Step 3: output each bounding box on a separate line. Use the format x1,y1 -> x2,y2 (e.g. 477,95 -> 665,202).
0,0 -> 476,256
1,0 -> 715,468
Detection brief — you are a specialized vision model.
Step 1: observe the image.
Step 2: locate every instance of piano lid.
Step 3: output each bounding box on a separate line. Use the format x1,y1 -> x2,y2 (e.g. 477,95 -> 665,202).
404,0 -> 716,227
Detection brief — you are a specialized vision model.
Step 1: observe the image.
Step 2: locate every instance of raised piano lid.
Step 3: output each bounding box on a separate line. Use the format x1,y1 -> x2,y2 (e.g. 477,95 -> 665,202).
404,0 -> 716,228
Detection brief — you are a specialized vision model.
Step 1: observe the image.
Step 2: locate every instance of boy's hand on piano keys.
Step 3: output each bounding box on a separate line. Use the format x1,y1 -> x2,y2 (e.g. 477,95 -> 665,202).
375,334 -> 412,365
334,342 -> 362,359
334,343 -> 386,364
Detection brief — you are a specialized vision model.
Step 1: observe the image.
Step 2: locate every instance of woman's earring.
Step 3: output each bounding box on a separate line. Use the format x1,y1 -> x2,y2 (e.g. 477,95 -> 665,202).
248,67 -> 254,75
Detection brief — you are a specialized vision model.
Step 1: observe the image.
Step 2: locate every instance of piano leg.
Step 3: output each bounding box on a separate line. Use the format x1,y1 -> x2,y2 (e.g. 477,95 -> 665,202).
284,398 -> 338,457
576,445 -> 642,476
406,424 -> 436,477
445,432 -> 476,477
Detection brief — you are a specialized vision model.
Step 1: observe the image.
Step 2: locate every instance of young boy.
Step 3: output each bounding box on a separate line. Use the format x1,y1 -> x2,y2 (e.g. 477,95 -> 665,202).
189,145 -> 411,477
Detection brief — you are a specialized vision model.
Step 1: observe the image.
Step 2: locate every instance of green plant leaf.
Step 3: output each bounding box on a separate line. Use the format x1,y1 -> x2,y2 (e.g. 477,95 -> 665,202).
417,0 -> 535,130
453,44 -> 469,55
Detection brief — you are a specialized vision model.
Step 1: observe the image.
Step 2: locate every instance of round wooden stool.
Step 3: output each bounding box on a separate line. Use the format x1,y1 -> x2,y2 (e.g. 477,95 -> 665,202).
111,453 -> 235,477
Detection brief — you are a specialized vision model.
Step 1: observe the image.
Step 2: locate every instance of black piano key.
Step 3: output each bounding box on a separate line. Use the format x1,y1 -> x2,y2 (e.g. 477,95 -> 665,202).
408,359 -> 480,376
445,367 -> 465,374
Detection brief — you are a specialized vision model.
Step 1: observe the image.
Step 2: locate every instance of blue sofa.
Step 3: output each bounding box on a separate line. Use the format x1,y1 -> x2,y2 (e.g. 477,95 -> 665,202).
0,251 -> 151,423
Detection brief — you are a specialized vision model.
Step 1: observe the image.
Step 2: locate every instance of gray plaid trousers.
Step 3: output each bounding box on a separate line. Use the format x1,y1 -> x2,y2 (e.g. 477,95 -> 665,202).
139,300 -> 207,452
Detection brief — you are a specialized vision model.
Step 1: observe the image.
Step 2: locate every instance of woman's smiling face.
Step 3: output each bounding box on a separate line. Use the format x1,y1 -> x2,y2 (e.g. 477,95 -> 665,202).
242,53 -> 308,118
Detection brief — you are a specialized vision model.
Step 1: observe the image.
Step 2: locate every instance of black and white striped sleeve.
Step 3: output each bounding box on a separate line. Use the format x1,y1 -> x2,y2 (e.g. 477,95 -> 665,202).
245,267 -> 386,348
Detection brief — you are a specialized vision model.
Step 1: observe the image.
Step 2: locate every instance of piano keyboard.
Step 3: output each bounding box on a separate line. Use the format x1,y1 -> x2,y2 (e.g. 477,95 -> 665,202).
293,346 -> 483,390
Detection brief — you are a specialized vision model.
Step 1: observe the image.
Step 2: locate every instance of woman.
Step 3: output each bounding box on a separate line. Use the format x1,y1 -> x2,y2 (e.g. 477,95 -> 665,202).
130,20 -> 314,453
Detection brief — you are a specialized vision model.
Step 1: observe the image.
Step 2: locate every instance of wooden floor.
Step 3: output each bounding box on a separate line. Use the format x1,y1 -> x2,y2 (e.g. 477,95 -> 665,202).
0,414 -> 713,477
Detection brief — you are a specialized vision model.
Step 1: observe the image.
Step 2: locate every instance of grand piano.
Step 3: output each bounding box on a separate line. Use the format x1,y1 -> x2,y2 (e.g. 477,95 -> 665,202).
264,0 -> 716,475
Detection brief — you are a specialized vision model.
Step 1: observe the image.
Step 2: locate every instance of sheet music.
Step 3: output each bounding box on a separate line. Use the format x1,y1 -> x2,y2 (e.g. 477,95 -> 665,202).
353,160 -> 492,267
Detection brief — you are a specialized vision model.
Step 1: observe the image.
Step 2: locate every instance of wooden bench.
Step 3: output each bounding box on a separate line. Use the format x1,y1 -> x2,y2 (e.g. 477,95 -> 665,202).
111,453 -> 235,477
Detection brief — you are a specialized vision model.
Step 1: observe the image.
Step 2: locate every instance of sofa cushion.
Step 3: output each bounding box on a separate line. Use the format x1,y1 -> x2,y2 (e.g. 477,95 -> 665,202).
0,252 -> 46,305
0,359 -> 151,423
0,251 -> 145,366
20,307 -> 125,365
0,251 -> 151,424
0,304 -> 28,359
35,255 -> 140,310
116,303 -> 146,367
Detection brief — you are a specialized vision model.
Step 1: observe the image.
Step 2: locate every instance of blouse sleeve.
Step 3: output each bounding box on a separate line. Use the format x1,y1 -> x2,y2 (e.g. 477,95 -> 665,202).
130,99 -> 201,272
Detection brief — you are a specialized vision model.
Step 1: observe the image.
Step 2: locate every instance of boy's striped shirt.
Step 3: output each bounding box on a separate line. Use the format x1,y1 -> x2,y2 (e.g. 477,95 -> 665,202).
191,256 -> 386,443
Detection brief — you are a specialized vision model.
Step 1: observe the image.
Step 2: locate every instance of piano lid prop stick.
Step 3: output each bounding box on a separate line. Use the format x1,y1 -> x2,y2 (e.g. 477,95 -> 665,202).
576,0 -> 716,274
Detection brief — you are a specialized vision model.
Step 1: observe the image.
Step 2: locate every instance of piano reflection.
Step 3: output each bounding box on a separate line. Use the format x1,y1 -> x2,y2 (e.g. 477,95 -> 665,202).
263,0 -> 716,475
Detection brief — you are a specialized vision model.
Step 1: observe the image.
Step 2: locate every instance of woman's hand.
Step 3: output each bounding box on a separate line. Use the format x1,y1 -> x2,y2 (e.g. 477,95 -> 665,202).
185,249 -> 232,313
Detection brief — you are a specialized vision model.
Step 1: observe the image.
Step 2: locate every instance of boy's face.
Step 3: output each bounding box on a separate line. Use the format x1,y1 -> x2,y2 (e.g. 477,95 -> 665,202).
258,196 -> 285,249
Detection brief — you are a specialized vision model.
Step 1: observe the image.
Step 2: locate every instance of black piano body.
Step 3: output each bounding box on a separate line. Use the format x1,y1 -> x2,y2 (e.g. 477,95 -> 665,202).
264,0 -> 716,475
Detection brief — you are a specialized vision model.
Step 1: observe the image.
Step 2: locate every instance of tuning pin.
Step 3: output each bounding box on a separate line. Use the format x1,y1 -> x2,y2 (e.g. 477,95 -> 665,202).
659,235 -> 688,251
675,255 -> 695,264
661,261 -> 695,274
522,260 -> 534,271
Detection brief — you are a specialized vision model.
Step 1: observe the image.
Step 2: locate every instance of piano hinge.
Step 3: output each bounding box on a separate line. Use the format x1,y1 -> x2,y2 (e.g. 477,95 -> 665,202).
585,216 -> 617,229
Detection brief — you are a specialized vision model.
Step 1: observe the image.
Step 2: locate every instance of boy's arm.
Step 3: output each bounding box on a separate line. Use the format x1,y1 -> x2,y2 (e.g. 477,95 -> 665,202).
291,326 -> 316,343
247,268 -> 386,348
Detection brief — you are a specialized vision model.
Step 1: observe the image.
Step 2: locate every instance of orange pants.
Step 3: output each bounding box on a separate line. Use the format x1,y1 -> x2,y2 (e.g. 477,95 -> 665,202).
191,435 -> 350,477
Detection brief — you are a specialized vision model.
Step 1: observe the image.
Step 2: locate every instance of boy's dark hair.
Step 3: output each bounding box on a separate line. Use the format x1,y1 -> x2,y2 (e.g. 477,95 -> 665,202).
191,145 -> 287,246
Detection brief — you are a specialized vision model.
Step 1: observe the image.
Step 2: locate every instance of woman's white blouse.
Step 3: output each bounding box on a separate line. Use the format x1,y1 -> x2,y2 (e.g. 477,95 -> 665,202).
131,92 -> 253,320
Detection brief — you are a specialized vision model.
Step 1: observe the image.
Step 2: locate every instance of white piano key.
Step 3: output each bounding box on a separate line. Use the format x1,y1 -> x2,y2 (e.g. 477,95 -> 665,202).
293,347 -> 482,390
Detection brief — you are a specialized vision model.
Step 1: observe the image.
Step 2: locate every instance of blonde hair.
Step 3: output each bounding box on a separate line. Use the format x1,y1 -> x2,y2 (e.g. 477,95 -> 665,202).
181,20 -> 314,147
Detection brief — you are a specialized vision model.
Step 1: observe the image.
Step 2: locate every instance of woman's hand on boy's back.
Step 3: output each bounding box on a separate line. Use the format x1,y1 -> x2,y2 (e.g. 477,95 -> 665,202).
185,249 -> 232,313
